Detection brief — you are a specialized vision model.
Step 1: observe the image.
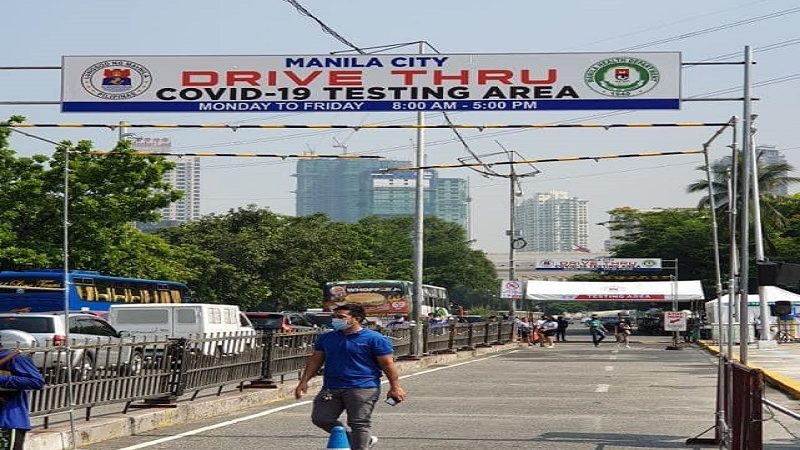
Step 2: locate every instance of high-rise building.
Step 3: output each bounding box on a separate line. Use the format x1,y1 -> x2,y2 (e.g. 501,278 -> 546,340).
132,137 -> 201,227
433,177 -> 470,234
294,158 -> 409,222
758,144 -> 788,196
295,158 -> 471,233
370,170 -> 435,218
515,191 -> 588,252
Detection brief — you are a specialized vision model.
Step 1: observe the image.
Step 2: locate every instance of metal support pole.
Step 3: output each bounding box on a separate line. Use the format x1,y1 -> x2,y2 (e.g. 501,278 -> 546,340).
411,42 -> 425,357
749,110 -> 771,344
728,118 -> 739,360
62,146 -> 77,449
508,169 -> 517,318
739,46 -> 753,364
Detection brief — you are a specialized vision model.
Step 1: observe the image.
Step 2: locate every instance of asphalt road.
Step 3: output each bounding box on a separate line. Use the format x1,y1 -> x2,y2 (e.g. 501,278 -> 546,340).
85,329 -> 800,450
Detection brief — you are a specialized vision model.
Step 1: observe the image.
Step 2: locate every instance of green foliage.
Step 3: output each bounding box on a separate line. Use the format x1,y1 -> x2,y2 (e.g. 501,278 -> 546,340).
608,207 -> 715,293
159,209 -> 499,311
466,305 -> 494,317
0,117 -> 185,277
765,194 -> 800,262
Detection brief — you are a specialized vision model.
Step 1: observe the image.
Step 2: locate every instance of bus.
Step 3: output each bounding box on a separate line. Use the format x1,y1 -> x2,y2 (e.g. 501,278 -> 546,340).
0,269 -> 192,312
323,280 -> 448,319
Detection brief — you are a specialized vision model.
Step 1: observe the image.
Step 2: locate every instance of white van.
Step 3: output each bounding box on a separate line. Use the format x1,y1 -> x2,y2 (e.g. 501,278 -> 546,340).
108,303 -> 256,354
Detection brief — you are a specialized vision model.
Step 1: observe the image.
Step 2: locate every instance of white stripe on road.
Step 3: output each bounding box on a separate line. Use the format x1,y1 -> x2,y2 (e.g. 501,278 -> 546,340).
116,351 -> 515,450
604,366 -> 614,371
595,384 -> 610,392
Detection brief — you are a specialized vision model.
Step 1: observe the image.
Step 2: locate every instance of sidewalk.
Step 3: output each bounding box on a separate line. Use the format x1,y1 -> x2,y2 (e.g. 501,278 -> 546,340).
698,340 -> 800,399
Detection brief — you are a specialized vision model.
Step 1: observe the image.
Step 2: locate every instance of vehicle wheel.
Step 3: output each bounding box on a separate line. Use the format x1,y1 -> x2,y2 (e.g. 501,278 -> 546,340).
78,352 -> 95,380
122,350 -> 144,376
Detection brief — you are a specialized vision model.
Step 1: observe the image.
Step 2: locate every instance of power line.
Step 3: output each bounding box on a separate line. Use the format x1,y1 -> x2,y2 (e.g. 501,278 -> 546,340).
387,150 -> 705,171
619,6 -> 800,51
282,0 -> 364,53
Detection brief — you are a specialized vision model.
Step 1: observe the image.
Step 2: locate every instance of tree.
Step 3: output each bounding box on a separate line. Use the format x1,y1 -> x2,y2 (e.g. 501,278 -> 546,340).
159,209 -> 499,311
609,207 -> 715,292
0,116 -> 184,275
687,149 -> 800,241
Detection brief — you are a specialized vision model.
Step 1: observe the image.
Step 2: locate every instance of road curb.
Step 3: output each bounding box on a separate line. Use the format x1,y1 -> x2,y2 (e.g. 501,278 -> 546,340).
696,340 -> 800,400
27,342 -> 521,450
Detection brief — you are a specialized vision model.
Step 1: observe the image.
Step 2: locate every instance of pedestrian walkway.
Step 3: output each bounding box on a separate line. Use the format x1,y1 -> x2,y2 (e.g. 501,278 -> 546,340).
699,340 -> 800,399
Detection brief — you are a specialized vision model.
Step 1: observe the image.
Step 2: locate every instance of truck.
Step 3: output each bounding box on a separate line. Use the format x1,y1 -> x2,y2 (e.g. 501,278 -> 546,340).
108,303 -> 256,355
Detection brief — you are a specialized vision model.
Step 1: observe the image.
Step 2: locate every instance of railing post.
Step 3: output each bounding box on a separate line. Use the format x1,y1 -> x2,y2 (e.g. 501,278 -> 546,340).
247,331 -> 278,389
422,323 -> 429,355
447,323 -> 456,351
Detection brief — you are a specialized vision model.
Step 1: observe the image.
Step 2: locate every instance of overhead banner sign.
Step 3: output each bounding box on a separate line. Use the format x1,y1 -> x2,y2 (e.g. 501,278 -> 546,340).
535,258 -> 662,272
61,52 -> 681,113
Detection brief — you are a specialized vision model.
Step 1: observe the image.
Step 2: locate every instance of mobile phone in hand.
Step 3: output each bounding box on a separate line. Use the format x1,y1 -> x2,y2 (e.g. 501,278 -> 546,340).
384,397 -> 400,406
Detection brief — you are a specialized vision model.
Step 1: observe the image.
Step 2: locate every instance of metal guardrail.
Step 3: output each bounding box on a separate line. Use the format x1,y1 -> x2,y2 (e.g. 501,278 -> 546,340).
27,338 -> 174,427
19,320 -> 516,426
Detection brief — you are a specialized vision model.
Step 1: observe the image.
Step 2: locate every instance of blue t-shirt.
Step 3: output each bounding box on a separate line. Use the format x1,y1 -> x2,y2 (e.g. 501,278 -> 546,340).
314,328 -> 393,389
0,350 -> 45,430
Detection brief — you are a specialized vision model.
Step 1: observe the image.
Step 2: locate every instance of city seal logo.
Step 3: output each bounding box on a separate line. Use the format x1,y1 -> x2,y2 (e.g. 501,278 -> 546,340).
584,57 -> 660,97
81,60 -> 152,100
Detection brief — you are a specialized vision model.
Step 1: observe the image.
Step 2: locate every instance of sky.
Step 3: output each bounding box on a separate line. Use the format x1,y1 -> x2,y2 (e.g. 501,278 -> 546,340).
2,0 -> 800,254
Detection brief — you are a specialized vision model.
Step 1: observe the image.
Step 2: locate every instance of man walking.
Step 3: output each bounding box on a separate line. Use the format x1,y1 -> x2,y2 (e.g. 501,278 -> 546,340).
587,314 -> 607,347
295,304 -> 406,449
0,342 -> 45,450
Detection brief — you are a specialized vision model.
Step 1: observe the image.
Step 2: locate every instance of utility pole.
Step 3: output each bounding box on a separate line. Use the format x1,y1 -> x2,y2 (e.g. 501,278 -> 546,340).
460,143 -> 539,318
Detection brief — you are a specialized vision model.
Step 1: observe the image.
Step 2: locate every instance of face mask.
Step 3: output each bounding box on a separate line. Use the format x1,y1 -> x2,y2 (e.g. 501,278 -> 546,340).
331,318 -> 350,331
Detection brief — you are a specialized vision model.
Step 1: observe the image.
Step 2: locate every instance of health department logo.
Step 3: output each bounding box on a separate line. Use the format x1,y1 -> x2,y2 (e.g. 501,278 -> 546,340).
584,58 -> 660,97
81,60 -> 152,100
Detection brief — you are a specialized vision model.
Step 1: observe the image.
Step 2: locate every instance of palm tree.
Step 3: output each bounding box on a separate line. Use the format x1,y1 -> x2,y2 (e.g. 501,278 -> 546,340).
687,149 -> 800,248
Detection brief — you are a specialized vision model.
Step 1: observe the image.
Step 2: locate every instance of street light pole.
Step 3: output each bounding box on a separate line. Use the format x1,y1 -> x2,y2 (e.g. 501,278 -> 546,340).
411,42 -> 425,357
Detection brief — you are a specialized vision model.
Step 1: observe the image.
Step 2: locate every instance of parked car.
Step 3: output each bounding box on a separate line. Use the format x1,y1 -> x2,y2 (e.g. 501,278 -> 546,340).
0,312 -> 143,374
455,315 -> 486,324
245,312 -> 315,333
304,311 -> 334,330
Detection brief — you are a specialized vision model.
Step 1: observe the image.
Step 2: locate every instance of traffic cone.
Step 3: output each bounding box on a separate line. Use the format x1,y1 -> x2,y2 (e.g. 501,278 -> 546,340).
325,425 -> 350,450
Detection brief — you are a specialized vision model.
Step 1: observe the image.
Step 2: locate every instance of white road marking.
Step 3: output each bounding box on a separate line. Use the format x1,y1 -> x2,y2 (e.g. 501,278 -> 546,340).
604,366 -> 614,371
116,351 -> 514,450
595,384 -> 610,393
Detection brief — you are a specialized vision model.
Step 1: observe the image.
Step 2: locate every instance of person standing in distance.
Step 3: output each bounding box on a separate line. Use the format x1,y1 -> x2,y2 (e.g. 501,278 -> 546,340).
295,304 -> 406,449
0,342 -> 45,450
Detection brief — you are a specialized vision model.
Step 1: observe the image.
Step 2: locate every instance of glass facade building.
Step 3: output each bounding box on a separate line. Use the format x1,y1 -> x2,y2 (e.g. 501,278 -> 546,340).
295,158 -> 470,234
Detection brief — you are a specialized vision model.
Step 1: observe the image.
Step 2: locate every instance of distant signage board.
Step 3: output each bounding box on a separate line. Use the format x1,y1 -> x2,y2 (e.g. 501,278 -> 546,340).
535,258 -> 662,272
61,53 -> 681,113
663,311 -> 687,332
501,280 -> 523,299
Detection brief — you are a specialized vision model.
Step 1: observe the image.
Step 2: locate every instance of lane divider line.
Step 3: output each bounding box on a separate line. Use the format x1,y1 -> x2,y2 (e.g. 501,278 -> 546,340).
595,384 -> 610,393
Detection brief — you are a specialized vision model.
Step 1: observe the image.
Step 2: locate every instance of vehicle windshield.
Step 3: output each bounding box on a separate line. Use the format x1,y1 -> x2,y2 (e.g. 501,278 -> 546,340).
248,316 -> 283,329
306,314 -> 333,328
0,316 -> 55,333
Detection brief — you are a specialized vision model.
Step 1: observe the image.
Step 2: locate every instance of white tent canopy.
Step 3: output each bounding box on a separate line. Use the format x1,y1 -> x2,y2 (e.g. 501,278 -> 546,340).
525,280 -> 705,302
706,286 -> 800,306
705,286 -> 800,324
